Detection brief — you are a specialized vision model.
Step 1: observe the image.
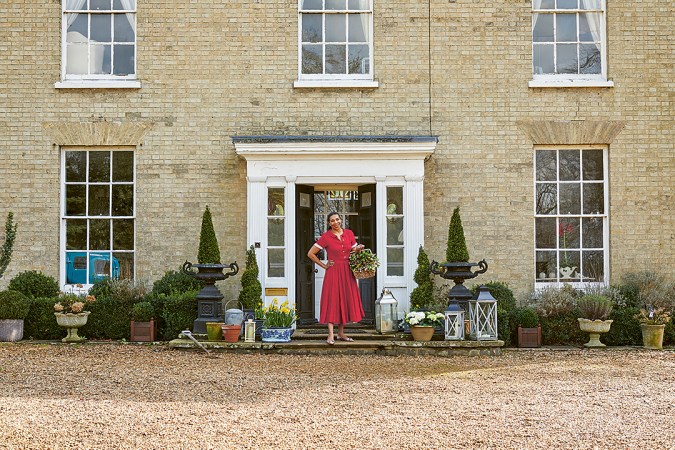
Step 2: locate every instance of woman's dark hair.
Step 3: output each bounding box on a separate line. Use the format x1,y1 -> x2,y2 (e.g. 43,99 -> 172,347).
326,212 -> 341,230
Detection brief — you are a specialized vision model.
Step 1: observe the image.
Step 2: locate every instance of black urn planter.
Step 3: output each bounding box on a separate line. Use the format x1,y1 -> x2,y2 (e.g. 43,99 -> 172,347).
430,260 -> 489,302
182,261 -> 239,334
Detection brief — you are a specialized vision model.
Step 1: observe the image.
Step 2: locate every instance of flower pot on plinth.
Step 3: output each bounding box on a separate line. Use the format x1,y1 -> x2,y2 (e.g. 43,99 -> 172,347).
577,318 -> 613,347
260,327 -> 293,343
410,326 -> 435,342
640,324 -> 665,350
55,311 -> 90,343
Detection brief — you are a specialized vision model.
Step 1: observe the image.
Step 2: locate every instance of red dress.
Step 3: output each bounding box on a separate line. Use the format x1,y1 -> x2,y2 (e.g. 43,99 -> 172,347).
314,228 -> 365,325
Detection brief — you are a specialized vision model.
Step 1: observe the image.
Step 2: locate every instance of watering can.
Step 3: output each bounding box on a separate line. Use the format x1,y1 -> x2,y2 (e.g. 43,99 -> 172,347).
224,300 -> 244,326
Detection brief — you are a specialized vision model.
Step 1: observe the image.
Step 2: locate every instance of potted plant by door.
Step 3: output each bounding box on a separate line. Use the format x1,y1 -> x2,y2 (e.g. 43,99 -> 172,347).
238,245 -> 263,319
404,310 -> 445,341
576,294 -> 613,347
130,301 -> 155,342
260,298 -> 296,343
0,290 -> 32,342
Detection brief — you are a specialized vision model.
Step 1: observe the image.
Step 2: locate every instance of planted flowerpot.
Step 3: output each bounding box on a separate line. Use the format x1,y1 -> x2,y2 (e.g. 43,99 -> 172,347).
55,311 -> 90,343
410,325 -> 435,342
517,325 -> 542,348
640,324 -> 665,350
0,319 -> 24,342
206,321 -> 224,341
221,324 -> 241,343
577,318 -> 613,347
260,327 -> 293,343
130,319 -> 155,342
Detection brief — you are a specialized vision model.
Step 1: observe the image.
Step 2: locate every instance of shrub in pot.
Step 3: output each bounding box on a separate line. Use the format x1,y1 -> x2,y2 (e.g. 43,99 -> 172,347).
410,246 -> 434,310
0,290 -> 32,341
576,294 -> 614,347
130,301 -> 155,342
510,306 -> 541,348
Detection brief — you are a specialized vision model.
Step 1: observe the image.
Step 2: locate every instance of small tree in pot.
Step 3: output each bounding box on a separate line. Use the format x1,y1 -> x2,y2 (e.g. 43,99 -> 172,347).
130,301 -> 155,342
577,294 -> 614,347
0,290 -> 32,342
410,246 -> 434,310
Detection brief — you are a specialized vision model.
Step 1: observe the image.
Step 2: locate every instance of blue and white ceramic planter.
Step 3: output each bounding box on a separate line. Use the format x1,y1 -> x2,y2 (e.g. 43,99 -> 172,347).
260,327 -> 293,343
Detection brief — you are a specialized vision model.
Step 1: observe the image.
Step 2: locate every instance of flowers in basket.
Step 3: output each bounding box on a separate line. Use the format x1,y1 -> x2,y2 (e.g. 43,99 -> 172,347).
54,288 -> 96,314
261,298 -> 297,329
404,310 -> 445,328
349,249 -> 380,279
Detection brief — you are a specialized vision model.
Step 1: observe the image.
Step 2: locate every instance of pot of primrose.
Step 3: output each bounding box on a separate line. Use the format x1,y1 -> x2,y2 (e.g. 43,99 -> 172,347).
0,290 -> 32,342
577,294 -> 613,348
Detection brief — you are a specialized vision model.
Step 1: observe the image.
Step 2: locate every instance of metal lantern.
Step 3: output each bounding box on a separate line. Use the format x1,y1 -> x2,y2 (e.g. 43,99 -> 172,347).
375,289 -> 398,334
444,302 -> 465,340
244,317 -> 256,343
469,285 -> 498,340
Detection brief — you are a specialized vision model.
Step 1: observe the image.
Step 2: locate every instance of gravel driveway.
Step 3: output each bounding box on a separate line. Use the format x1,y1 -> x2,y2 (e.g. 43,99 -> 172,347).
0,344 -> 673,449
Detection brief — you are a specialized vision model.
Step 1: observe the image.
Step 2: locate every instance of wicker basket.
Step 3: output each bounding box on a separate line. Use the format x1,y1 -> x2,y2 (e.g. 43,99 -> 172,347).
353,269 -> 376,279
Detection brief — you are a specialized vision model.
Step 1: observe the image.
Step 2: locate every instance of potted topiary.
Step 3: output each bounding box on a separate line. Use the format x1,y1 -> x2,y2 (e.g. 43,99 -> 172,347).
511,306 -> 541,348
0,290 -> 32,342
577,294 -> 614,347
239,245 -> 263,317
130,301 -> 155,342
410,246 -> 434,310
182,205 -> 239,333
430,206 -> 488,303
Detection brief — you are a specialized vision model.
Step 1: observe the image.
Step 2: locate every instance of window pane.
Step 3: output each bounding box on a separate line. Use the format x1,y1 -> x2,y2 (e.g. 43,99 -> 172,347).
582,150 -> 603,180
90,44 -> 111,74
583,183 -> 604,214
91,14 -> 112,42
387,248 -> 404,276
113,252 -> 133,280
536,250 -> 557,280
66,219 -> 87,250
114,14 -> 135,42
66,44 -> 88,74
113,0 -> 136,10
66,185 -> 86,216
302,45 -> 323,74
348,14 -> 368,42
559,250 -> 579,270
89,252 -> 112,284
112,151 -> 133,182
325,44 -> 346,74
89,219 -> 110,250
66,151 -> 87,182
326,0 -> 346,9
559,183 -> 580,214
112,185 -> 133,216
533,44 -> 554,74
268,218 -> 285,246
113,44 -> 134,75
535,217 -> 556,248
578,13 -> 595,42
557,0 -> 577,9
579,43 -> 601,74
533,14 -> 553,42
580,0 -> 600,9
66,14 -> 88,39
302,14 -> 322,42
268,249 -> 285,277
113,219 -> 134,250
66,252 -> 87,284
268,188 -> 285,216
556,43 -> 578,73
559,218 -> 580,248
559,149 -> 580,181
582,250 -> 604,281
348,0 -> 369,10
89,185 -> 110,216
91,0 -> 112,11
89,152 -> 110,182
326,14 -> 346,42
536,150 -> 556,181
302,0 -> 322,10
536,183 -> 557,215
582,217 -> 603,248
387,187 -> 403,214
348,44 -> 369,74
66,0 -> 88,9
387,217 -> 403,245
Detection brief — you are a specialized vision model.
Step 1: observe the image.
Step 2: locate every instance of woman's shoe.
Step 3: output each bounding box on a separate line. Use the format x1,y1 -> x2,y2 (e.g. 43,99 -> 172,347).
326,338 -> 335,345
336,336 -> 354,342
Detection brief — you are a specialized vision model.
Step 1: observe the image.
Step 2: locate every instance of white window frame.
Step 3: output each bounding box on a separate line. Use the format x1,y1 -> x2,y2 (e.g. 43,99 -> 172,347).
266,185 -> 287,281
56,0 -> 141,89
530,0 -> 613,88
294,0 -> 378,88
385,185 -> 405,278
533,145 -> 609,288
60,147 -> 137,289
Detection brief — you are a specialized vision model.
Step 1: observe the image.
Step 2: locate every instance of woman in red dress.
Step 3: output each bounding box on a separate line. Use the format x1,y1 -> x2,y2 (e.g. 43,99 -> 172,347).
307,212 -> 365,344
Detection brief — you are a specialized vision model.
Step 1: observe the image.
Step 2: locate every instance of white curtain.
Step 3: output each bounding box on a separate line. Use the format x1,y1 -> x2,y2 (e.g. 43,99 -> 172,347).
580,0 -> 602,50
120,0 -> 137,35
66,0 -> 87,27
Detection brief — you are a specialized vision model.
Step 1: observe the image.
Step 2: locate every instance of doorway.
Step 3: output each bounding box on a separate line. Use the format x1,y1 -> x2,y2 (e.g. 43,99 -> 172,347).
295,184 -> 377,326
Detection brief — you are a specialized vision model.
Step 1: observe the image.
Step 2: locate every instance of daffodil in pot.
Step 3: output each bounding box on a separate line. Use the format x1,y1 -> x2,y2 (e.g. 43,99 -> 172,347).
404,310 -> 445,341
54,289 -> 96,343
260,298 -> 296,343
576,294 -> 613,347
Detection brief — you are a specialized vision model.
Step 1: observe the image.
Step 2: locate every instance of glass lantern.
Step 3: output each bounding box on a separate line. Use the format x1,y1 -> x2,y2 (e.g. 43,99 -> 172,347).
469,285 -> 498,340
244,317 -> 256,343
444,302 -> 465,340
375,289 -> 398,334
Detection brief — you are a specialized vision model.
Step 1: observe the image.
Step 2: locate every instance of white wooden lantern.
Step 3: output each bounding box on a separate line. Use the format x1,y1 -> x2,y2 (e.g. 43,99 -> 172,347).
444,303 -> 465,340
244,317 -> 256,343
469,285 -> 498,340
375,289 -> 398,334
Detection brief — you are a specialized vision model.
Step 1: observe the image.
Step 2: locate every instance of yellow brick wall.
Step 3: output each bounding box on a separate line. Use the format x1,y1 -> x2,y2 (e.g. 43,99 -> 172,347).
0,1 -> 672,299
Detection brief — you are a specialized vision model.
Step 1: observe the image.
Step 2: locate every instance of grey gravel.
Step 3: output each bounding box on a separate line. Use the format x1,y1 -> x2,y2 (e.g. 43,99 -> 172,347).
0,344 -> 673,449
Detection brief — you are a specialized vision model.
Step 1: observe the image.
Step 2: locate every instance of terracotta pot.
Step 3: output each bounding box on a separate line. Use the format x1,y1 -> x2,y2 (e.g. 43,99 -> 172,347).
640,324 -> 665,350
577,318 -> 612,347
410,326 -> 434,341
221,324 -> 241,343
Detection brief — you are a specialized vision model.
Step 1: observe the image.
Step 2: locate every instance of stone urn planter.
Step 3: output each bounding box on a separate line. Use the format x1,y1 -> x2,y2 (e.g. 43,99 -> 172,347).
640,324 -> 666,350
55,311 -> 90,343
577,318 -> 613,347
0,319 -> 24,342
410,325 -> 435,342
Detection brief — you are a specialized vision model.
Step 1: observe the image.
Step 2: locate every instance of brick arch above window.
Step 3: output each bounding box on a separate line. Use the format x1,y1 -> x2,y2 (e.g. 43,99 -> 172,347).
42,121 -> 153,146
516,120 -> 625,145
